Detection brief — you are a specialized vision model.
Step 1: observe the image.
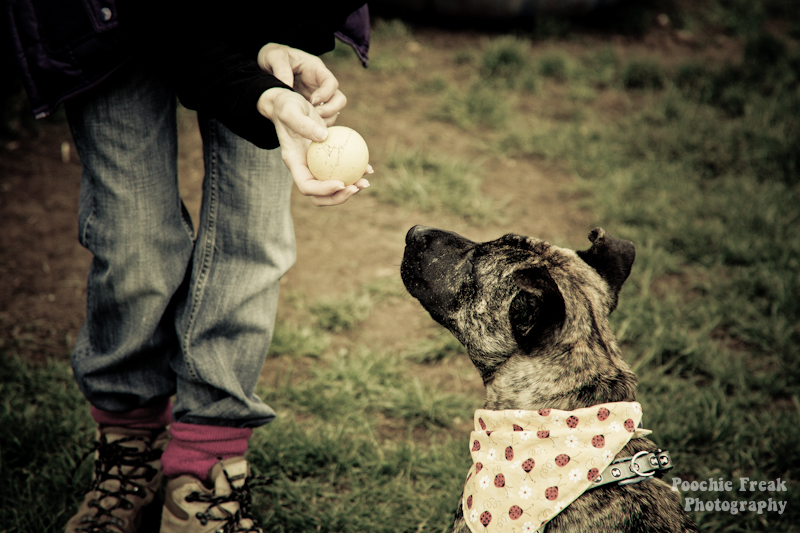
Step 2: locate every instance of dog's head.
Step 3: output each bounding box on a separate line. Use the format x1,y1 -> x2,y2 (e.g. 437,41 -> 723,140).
401,226 -> 635,381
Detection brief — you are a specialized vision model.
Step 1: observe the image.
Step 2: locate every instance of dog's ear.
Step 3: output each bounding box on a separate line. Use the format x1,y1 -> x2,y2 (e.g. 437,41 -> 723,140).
576,227 -> 635,311
509,265 -> 566,353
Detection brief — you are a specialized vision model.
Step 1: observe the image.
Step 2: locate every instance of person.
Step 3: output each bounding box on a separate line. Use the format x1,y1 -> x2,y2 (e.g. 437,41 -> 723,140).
6,1 -> 371,532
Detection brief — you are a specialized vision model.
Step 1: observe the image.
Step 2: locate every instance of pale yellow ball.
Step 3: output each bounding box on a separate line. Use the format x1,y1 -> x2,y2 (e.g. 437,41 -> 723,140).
306,126 -> 369,186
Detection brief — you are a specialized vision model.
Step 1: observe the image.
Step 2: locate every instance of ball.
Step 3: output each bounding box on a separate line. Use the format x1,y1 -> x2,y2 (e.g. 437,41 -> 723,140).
306,126 -> 369,186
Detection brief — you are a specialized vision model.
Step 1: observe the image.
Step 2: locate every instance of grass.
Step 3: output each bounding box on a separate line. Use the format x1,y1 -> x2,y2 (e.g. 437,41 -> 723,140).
371,149 -> 502,223
261,348 -> 473,432
0,356 -> 95,531
403,329 -> 467,365
269,320 -> 330,358
432,81 -> 514,129
2,1 -> 800,532
479,36 -> 537,90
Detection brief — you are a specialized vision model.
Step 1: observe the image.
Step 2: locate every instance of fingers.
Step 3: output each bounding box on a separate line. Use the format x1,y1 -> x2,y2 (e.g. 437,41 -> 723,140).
259,43 -> 341,105
314,91 -> 347,127
288,112 -> 329,143
314,89 -> 346,115
287,154 -> 372,207
307,181 -> 371,207
257,44 -> 294,87
310,185 -> 362,207
289,161 -> 371,202
270,91 -> 328,142
308,72 -> 340,106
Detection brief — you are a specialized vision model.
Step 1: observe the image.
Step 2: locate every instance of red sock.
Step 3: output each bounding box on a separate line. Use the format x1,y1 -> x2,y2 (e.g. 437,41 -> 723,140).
91,399 -> 173,430
160,422 -> 252,481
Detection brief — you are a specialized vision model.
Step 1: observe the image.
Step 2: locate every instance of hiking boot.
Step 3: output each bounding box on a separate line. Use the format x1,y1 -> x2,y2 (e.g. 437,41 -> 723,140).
65,426 -> 169,533
160,457 -> 264,533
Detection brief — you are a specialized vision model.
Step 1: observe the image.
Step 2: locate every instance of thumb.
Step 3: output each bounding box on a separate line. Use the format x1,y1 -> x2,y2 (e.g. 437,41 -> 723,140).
272,61 -> 294,88
291,115 -> 329,143
258,45 -> 294,88
278,104 -> 328,142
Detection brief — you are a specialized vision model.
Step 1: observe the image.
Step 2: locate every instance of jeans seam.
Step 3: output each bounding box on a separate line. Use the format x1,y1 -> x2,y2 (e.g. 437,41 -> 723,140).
80,205 -> 96,249
179,200 -> 195,241
181,123 -> 218,382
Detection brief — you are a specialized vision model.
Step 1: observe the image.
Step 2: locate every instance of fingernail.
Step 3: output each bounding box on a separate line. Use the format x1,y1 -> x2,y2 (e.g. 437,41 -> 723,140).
361,180 -> 370,188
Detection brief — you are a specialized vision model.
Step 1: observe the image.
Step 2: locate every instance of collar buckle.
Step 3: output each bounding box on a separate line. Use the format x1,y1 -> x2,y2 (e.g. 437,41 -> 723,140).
591,449 -> 673,488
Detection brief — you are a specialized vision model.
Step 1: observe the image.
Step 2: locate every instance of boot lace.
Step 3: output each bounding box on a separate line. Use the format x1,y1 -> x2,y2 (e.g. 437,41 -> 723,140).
185,469 -> 270,533
71,432 -> 163,533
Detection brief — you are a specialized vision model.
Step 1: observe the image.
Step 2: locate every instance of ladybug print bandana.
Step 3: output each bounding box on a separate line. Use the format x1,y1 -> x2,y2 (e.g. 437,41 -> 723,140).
462,402 -> 651,533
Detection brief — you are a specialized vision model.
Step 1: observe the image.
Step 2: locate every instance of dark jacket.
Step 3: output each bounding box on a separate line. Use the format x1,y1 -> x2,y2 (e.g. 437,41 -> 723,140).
6,0 -> 369,148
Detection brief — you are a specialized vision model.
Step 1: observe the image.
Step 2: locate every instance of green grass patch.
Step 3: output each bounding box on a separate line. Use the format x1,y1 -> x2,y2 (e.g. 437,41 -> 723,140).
403,328 -> 467,364
538,52 -> 570,82
371,149 -> 501,223
270,320 -> 331,358
311,291 -> 374,333
432,81 -> 513,129
0,355 -> 94,532
306,278 -> 406,334
622,58 -> 666,90
479,35 -> 536,91
261,348 -> 476,432
248,417 -> 466,533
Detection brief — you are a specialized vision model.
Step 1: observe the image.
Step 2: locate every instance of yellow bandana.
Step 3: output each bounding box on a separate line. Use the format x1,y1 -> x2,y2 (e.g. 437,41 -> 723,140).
462,402 -> 651,533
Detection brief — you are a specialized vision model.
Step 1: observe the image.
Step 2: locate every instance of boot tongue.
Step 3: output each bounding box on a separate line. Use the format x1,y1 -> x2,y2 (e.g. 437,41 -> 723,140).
92,427 -> 156,515
99,427 -> 152,479
214,457 -> 249,497
211,457 -> 256,528
101,427 -> 152,451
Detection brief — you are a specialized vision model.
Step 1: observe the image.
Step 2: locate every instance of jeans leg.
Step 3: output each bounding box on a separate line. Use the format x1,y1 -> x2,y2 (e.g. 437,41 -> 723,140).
66,64 -> 194,412
172,113 -> 296,428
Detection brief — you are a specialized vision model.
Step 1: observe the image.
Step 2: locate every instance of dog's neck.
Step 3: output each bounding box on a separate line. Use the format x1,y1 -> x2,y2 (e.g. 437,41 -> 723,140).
482,338 -> 638,412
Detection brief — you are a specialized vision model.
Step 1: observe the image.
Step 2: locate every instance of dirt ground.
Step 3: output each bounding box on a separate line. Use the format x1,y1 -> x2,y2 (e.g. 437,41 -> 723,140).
0,23 -> 728,370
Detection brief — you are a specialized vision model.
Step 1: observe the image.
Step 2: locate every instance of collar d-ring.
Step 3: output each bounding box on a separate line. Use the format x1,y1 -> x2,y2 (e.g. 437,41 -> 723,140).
630,450 -> 656,476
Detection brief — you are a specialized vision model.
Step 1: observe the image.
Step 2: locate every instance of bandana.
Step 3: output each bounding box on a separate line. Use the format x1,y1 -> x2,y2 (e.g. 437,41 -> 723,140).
462,402 -> 651,533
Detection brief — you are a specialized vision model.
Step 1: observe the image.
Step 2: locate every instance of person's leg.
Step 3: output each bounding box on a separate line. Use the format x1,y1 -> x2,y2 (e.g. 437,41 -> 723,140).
164,112 -> 296,473
64,62 -> 191,533
159,115 -> 295,533
169,112 -> 295,433
68,65 -> 194,414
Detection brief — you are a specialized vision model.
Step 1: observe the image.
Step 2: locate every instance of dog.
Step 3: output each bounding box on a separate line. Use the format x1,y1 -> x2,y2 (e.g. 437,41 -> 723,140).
401,225 -> 698,533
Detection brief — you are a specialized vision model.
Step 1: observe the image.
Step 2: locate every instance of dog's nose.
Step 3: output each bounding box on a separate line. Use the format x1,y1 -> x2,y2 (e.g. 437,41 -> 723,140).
405,225 -> 434,245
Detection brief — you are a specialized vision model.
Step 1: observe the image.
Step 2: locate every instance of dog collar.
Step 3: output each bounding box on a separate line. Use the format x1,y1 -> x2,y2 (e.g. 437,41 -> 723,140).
590,448 -> 673,488
533,449 -> 675,533
462,402 -> 651,533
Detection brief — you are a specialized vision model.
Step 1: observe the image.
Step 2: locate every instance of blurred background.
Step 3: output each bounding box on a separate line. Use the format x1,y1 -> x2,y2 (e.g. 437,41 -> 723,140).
1,0 -> 798,531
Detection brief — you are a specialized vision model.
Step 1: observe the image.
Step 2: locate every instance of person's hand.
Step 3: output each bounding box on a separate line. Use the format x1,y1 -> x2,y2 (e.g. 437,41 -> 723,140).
258,43 -> 346,125
256,44 -> 371,206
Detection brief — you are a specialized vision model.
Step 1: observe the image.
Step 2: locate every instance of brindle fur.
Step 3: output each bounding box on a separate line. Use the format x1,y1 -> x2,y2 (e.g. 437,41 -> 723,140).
401,226 -> 698,533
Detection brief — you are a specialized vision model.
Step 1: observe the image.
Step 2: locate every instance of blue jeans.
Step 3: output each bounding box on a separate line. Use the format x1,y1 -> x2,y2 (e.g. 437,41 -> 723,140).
66,63 -> 296,428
